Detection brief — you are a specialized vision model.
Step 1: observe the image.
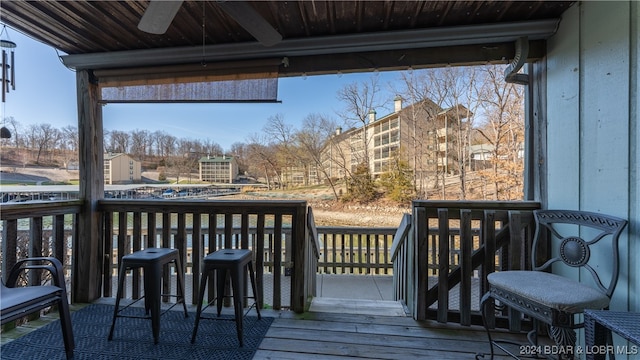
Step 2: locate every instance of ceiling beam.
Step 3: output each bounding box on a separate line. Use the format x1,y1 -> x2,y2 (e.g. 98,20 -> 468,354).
278,40 -> 547,77
62,19 -> 559,70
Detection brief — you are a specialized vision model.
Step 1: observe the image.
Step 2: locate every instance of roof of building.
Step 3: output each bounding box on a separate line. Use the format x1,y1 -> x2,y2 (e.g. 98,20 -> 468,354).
199,156 -> 235,163
104,153 -> 127,160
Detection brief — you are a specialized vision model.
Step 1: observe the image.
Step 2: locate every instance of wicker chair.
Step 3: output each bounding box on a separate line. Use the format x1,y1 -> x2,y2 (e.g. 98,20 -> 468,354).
479,210 -> 628,359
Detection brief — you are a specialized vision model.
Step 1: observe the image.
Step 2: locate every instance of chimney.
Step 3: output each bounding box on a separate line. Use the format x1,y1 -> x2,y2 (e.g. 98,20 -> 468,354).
335,127 -> 342,135
368,109 -> 376,123
394,95 -> 402,112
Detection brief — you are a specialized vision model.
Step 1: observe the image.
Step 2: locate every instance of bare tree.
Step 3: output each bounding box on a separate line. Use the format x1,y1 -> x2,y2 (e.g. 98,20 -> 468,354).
152,130 -> 176,157
229,142 -> 249,175
246,133 -> 282,189
26,123 -> 58,165
476,65 -> 525,200
106,130 -> 130,153
396,71 -> 442,197
336,76 -> 386,170
296,113 -> 341,199
263,114 -> 308,187
3,116 -> 22,148
335,75 -> 387,200
61,125 -> 78,153
397,67 -> 479,199
130,129 -> 151,161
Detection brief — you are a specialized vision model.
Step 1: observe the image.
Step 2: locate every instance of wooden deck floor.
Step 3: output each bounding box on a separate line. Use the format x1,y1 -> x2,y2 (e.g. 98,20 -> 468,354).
254,301 -> 523,359
2,298 -> 528,359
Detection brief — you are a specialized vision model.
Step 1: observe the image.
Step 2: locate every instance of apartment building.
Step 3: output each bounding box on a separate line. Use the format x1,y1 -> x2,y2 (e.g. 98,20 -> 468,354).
321,96 -> 471,189
198,155 -> 238,183
104,153 -> 141,184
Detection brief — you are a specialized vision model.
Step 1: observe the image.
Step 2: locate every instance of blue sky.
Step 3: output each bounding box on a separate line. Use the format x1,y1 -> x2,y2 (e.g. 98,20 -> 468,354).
1,27 -> 404,151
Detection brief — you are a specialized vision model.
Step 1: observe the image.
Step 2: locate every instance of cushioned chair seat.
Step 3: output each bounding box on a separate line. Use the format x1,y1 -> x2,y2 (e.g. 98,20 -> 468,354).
488,271 -> 610,313
1,284 -> 62,316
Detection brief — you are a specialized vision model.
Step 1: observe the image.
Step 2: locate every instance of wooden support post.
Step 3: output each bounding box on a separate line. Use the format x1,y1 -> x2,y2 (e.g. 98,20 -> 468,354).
74,69 -> 104,303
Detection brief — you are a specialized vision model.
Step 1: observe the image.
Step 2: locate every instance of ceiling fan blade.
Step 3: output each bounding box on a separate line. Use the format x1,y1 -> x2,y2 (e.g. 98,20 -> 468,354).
217,1 -> 282,47
138,0 -> 184,34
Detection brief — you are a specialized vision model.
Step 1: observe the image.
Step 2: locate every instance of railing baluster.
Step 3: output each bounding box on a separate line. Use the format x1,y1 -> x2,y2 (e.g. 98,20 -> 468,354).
192,213 -> 202,305
507,211 -> 523,332
256,213 -> 265,309
483,210 -> 496,329
103,211 -> 113,297
176,212 -> 186,302
147,212 -> 156,248
161,212 -> 171,302
29,217 -> 43,287
207,213 -> 217,304
241,212 -> 249,249
53,214 -> 65,265
2,219 -> 18,276
437,208 -> 449,323
332,233 -> 337,274
349,233 -> 354,274
415,206 -> 428,321
459,209 -> 472,326
273,214 -> 282,310
132,212 -> 142,299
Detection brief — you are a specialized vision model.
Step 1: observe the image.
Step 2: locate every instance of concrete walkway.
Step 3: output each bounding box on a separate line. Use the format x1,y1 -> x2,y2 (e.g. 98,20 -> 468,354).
113,273 -> 406,316
311,274 -> 406,317
316,274 -> 394,301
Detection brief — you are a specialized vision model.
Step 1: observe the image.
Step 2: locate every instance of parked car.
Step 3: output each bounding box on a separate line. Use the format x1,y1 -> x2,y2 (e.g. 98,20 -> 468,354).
162,189 -> 176,197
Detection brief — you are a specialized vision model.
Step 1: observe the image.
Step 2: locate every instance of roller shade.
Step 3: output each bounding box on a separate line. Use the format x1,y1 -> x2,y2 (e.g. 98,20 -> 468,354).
97,59 -> 280,103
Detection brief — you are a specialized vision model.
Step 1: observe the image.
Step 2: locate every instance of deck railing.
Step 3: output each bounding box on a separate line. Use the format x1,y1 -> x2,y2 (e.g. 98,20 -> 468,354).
1,199 -> 397,312
393,200 -> 541,329
316,226 -> 396,274
0,200 -> 81,290
390,214 -> 413,304
98,199 -> 310,312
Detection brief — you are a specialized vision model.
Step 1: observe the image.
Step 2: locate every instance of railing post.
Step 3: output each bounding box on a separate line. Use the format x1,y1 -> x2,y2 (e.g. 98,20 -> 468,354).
291,203 -> 307,313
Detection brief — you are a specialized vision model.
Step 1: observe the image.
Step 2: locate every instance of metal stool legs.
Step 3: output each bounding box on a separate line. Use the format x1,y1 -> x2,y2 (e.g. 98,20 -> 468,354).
108,248 -> 187,344
191,249 -> 261,347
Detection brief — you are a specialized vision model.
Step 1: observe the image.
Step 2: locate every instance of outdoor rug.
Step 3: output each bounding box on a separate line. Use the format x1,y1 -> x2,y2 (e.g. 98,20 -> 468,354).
1,304 -> 273,360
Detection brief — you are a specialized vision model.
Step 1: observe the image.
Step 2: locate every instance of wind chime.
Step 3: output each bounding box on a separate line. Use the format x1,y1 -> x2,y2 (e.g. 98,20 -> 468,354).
1,25 -> 16,138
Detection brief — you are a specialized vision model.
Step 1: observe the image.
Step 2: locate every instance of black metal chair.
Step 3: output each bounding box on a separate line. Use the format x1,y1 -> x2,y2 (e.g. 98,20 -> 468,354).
191,249 -> 261,346
0,257 -> 74,359
480,210 -> 628,359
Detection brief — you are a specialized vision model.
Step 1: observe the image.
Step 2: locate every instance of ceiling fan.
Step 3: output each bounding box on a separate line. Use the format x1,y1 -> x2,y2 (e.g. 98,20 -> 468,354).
138,0 -> 282,47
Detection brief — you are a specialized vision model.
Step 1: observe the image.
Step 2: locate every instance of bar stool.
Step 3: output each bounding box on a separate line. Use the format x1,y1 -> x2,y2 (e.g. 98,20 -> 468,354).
191,249 -> 261,346
108,247 -> 188,344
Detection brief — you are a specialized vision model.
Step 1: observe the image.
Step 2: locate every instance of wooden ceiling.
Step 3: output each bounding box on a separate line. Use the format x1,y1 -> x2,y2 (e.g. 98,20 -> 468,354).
0,1 -> 574,75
